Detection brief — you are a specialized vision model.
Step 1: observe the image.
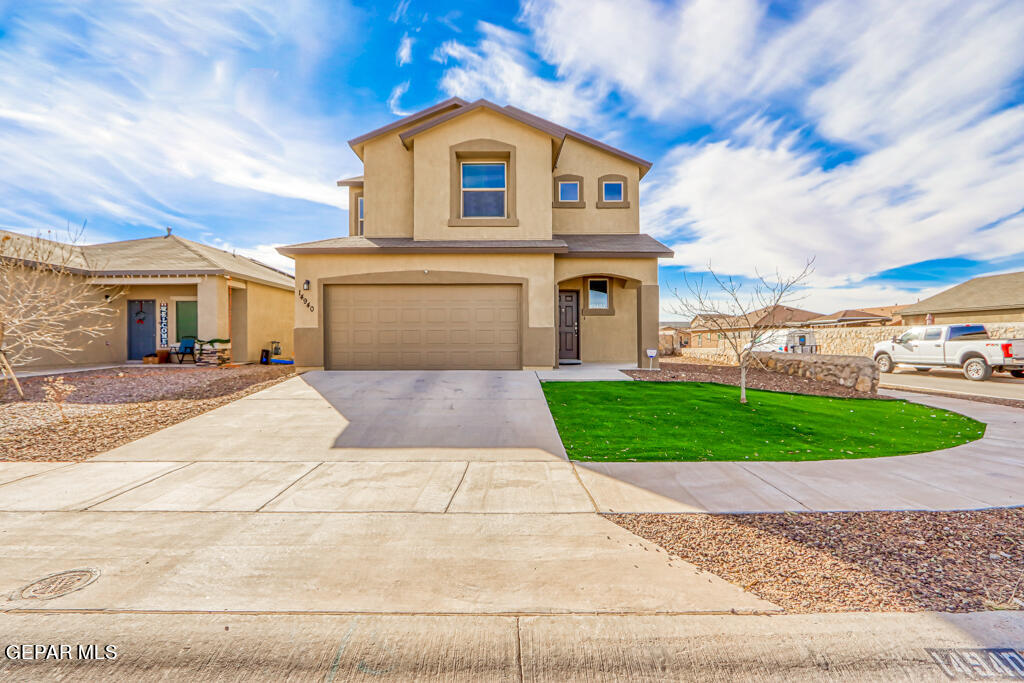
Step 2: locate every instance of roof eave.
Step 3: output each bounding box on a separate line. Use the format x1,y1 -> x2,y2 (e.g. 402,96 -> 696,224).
348,97 -> 469,157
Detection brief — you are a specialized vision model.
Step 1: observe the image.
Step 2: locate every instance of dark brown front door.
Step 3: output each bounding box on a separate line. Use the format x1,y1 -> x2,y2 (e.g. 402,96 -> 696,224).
558,290 -> 579,361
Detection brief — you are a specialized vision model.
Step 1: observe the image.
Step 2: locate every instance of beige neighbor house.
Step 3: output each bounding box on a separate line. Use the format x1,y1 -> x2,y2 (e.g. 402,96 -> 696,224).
2,230 -> 294,369
900,271 -> 1024,325
277,98 -> 673,370
687,306 -> 822,349
804,309 -> 895,327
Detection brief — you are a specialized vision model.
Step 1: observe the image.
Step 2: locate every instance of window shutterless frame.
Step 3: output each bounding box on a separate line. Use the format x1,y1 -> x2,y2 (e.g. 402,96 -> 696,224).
461,161 -> 507,218
558,181 -> 579,202
357,196 -> 364,235
601,181 -> 624,202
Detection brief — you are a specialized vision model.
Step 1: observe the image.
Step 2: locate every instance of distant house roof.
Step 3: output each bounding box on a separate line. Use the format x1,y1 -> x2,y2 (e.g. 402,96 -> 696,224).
690,306 -> 822,331
347,97 -> 653,178
1,230 -> 293,290
277,233 -> 672,258
806,309 -> 891,326
659,321 -> 691,329
900,272 -> 1024,315
335,175 -> 364,187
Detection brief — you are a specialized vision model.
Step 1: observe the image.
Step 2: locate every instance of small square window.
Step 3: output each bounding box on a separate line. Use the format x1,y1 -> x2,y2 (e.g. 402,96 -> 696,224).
588,279 -> 609,310
602,181 -> 623,202
558,181 -> 579,202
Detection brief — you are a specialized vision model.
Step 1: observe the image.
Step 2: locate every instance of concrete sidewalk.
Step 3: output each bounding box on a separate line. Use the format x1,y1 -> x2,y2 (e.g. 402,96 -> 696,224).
574,390 -> 1024,513
1,611 -> 1021,681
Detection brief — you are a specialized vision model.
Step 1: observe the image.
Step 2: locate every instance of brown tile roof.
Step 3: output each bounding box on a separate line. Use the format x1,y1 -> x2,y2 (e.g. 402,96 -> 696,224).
347,97 -> 468,149
690,306 -> 822,331
556,233 -> 673,257
807,309 -> 891,323
2,230 -> 293,289
277,233 -> 672,258
392,98 -> 653,177
900,271 -> 1024,315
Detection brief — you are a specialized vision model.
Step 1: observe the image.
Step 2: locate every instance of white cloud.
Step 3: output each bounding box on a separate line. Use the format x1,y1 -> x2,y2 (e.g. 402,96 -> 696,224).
387,81 -> 412,116
396,33 -> 414,66
436,22 -> 610,131
0,1 -> 355,237
212,240 -> 297,274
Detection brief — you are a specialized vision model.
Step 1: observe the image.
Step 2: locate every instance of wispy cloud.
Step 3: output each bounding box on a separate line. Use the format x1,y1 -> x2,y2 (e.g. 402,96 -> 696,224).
0,1 -> 356,240
387,81 -> 412,116
436,22 -> 610,131
396,33 -> 415,66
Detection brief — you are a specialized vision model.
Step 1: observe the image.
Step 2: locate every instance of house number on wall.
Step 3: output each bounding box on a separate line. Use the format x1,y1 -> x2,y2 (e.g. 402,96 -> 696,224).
298,291 -> 314,313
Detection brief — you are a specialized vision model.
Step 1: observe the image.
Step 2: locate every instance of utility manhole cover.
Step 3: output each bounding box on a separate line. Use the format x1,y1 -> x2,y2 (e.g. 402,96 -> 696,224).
17,569 -> 100,600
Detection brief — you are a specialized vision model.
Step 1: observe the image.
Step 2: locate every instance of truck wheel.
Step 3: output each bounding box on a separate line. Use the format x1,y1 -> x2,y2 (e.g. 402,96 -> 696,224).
913,367 -> 931,372
1010,370 -> 1024,379
962,357 -> 992,381
875,354 -> 894,373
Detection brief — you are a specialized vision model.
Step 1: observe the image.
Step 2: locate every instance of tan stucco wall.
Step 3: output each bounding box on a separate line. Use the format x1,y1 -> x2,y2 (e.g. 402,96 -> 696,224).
14,273 -> 128,369
242,280 -> 294,362
903,309 -> 1024,325
362,134 -> 414,237
552,139 -> 641,234
291,252 -> 556,367
411,109 -> 554,241
554,257 -> 660,365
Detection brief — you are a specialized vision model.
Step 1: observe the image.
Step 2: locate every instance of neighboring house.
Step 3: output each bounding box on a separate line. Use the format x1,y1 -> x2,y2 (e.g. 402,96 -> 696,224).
805,309 -> 893,327
688,306 -> 821,348
2,230 -> 294,368
659,321 -> 691,353
901,272 -> 1024,325
859,304 -> 906,325
278,98 -> 673,370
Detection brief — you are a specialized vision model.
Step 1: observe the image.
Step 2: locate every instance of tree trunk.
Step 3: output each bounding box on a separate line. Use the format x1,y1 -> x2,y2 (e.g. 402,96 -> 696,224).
0,350 -> 24,399
739,362 -> 747,404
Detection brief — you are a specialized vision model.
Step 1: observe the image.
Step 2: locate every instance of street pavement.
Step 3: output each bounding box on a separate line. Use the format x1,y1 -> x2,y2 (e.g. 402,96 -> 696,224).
880,366 -> 1024,400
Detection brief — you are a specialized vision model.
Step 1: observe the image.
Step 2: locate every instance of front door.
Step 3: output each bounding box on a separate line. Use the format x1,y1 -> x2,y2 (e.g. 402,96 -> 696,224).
127,299 -> 156,360
558,290 -> 579,361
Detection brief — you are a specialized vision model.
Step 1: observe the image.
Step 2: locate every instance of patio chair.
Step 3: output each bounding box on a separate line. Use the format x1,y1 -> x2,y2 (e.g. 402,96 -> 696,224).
172,337 -> 197,364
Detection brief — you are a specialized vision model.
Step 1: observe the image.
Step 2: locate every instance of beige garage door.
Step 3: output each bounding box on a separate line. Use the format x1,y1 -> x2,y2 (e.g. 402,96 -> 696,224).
324,284 -> 521,370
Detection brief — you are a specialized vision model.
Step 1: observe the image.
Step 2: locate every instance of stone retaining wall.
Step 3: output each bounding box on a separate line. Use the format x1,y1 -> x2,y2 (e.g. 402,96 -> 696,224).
813,324 -> 1024,357
753,352 -> 879,393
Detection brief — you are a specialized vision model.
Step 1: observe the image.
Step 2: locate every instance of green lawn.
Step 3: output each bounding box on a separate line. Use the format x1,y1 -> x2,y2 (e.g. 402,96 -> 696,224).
542,381 -> 985,462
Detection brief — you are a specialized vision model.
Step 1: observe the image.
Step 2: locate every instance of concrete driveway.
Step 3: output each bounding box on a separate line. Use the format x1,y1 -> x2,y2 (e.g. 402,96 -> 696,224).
880,366 -> 1024,400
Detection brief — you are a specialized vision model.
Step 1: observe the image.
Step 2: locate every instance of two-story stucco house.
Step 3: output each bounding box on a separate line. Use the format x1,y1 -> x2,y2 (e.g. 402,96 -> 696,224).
278,98 -> 673,370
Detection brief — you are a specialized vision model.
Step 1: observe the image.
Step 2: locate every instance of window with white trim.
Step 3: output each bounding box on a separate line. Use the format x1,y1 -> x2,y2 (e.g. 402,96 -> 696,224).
601,180 -> 624,202
357,196 -> 364,235
558,180 -> 580,202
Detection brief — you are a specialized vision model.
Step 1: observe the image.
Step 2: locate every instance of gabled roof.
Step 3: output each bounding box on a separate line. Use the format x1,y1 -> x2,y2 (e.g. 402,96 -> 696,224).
690,306 -> 822,331
347,97 -> 468,157
389,98 -> 653,178
1,230 -> 293,290
900,271 -> 1024,315
806,309 -> 891,325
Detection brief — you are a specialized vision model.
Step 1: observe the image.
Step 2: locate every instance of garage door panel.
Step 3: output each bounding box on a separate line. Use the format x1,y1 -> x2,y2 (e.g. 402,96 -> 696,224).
325,284 -> 521,370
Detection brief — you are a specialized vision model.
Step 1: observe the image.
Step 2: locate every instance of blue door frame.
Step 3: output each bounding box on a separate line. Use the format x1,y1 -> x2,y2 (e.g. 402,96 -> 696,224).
127,299 -> 156,360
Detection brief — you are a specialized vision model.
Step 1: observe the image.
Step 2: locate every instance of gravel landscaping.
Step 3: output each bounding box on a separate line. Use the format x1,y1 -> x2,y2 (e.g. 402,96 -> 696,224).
608,510 -> 1024,613
1,365 -> 295,461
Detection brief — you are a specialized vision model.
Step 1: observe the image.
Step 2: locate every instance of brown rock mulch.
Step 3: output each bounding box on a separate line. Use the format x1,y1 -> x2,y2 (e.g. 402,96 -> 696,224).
1,366 -> 296,462
625,360 -> 885,400
607,510 -> 1024,613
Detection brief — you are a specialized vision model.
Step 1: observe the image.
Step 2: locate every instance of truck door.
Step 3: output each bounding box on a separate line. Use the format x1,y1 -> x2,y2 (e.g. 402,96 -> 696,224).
916,327 -> 944,364
891,327 -> 923,362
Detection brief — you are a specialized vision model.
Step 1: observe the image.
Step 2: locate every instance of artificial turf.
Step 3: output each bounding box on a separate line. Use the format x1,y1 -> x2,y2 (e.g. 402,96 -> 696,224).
541,381 -> 985,462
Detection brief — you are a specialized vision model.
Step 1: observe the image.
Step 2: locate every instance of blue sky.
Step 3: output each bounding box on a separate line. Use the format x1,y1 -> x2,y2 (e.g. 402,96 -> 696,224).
2,0 -> 1024,318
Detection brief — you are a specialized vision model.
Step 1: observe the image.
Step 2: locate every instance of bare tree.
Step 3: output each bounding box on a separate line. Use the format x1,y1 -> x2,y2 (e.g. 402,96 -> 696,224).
672,259 -> 814,403
0,227 -> 121,398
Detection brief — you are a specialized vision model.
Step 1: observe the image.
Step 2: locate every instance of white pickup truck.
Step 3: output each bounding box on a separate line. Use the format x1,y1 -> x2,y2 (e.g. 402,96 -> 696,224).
873,324 -> 1024,381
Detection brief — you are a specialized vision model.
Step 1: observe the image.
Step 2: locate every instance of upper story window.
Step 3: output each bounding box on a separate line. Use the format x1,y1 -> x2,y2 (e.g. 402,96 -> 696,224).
461,162 -> 507,218
602,181 -> 623,202
357,196 -> 365,235
596,174 -> 630,209
558,181 -> 579,202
